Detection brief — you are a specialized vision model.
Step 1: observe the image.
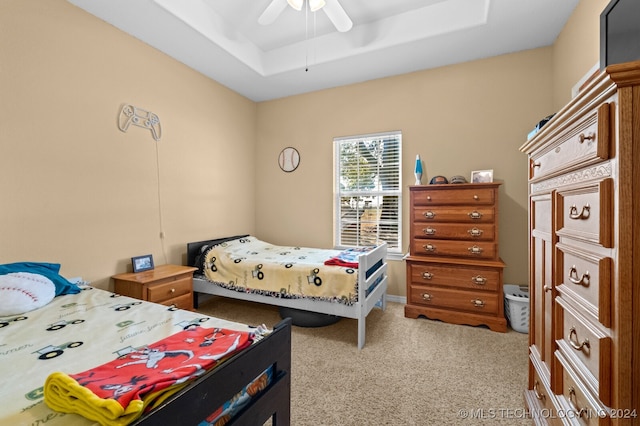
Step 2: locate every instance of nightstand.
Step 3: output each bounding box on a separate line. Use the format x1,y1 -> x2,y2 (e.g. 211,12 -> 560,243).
112,264 -> 198,311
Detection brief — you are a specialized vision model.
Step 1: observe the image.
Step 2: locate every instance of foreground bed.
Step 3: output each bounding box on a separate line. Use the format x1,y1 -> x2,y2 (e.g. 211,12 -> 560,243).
187,235 -> 388,350
0,282 -> 291,425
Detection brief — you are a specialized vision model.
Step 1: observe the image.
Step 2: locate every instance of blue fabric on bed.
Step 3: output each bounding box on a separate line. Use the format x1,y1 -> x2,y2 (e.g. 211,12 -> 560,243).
0,262 -> 81,296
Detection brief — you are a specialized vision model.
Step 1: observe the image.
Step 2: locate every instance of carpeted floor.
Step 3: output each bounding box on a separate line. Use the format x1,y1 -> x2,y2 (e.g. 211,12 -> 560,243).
196,296 -> 530,425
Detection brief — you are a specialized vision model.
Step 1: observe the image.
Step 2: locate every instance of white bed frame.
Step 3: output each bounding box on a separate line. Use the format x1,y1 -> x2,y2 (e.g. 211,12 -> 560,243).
191,242 -> 388,350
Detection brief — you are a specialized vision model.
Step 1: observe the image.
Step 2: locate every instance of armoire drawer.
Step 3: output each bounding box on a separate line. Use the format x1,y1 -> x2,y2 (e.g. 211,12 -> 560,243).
526,357 -> 563,426
412,239 -> 497,259
530,103 -> 611,181
411,223 -> 495,241
556,352 -> 610,425
555,242 -> 612,327
555,296 -> 612,406
412,187 -> 495,205
408,284 -> 500,314
556,179 -> 613,248
412,206 -> 495,223
407,261 -> 500,291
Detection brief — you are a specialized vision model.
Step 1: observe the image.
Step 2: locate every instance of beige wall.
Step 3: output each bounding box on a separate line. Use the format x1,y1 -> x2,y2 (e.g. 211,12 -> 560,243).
0,0 -> 257,289
1,0 -> 608,297
552,0 -> 610,110
255,49 -> 553,296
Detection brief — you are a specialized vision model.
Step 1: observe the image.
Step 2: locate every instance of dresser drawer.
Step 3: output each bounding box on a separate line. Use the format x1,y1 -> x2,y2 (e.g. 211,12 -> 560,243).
556,296 -> 612,405
413,206 -> 495,223
407,261 -> 500,291
412,187 -> 495,205
556,243 -> 612,327
556,179 -> 613,248
147,276 -> 192,303
412,239 -> 497,259
159,293 -> 193,310
530,103 -> 611,181
412,223 -> 495,241
408,284 -> 500,314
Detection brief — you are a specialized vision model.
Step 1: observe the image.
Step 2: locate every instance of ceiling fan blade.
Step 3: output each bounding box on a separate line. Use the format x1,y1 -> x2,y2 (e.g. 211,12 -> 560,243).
258,0 -> 288,25
322,0 -> 352,32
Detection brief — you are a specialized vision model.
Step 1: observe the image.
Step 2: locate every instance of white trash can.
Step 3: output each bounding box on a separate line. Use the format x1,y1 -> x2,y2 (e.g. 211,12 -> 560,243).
504,284 -> 529,333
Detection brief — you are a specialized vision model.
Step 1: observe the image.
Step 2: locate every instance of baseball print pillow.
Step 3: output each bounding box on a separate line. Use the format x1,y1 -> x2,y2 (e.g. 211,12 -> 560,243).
0,272 -> 56,316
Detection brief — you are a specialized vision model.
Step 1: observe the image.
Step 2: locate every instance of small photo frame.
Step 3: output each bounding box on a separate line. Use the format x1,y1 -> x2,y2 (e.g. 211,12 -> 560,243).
471,169 -> 494,183
131,254 -> 154,273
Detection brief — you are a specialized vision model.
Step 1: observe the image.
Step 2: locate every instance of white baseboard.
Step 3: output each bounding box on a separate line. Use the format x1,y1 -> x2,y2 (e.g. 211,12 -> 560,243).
386,294 -> 406,304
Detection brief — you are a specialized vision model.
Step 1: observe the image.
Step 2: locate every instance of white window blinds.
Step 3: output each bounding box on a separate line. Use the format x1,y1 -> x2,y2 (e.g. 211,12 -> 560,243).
334,131 -> 402,253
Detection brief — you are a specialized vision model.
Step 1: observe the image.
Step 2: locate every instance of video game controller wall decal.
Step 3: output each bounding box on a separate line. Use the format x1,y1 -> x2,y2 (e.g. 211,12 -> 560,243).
118,104 -> 162,141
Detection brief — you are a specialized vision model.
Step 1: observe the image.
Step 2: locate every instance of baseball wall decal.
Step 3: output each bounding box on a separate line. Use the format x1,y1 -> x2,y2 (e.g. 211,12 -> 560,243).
278,147 -> 300,172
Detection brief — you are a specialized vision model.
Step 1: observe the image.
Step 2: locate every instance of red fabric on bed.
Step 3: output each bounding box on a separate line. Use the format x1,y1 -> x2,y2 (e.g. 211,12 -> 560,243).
324,246 -> 375,268
70,326 -> 252,410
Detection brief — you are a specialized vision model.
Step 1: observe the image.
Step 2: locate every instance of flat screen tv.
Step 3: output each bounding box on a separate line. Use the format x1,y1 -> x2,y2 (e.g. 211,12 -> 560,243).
600,0 -> 640,70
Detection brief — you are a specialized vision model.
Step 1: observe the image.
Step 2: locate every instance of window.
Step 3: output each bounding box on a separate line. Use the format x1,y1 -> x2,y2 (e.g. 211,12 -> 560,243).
333,131 -> 402,255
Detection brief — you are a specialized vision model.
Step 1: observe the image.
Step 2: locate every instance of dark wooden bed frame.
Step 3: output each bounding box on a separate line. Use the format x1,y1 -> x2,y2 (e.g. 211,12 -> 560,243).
133,317 -> 292,426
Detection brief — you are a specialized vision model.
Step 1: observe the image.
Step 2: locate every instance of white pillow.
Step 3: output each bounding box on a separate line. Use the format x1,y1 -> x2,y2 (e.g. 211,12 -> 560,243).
0,272 -> 56,316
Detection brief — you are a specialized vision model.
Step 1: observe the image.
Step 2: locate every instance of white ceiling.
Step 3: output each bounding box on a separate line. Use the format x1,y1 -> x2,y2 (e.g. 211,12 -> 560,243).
67,0 -> 580,102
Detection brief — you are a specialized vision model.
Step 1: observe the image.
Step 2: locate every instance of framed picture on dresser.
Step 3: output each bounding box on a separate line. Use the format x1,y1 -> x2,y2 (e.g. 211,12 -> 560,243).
471,169 -> 493,183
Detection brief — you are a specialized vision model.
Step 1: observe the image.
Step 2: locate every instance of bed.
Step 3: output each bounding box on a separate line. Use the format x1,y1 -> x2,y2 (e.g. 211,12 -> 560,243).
0,263 -> 291,426
187,235 -> 388,350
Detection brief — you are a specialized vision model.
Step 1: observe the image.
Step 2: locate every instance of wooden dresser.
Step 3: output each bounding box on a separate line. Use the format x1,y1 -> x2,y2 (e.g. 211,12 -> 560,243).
112,264 -> 197,311
520,61 -> 640,424
404,182 -> 507,332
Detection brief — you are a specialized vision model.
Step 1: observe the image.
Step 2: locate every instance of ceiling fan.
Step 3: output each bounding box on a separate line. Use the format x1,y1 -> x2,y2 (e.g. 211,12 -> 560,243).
258,0 -> 353,32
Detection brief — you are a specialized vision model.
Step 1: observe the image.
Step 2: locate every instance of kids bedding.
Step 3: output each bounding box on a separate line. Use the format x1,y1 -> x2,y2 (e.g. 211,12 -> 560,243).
0,283 -> 271,426
194,235 -> 378,305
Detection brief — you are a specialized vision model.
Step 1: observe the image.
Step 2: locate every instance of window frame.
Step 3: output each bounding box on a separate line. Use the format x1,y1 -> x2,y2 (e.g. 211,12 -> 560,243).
333,130 -> 402,257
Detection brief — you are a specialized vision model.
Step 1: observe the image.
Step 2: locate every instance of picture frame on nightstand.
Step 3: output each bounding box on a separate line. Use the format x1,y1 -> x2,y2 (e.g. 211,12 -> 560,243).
131,254 -> 154,273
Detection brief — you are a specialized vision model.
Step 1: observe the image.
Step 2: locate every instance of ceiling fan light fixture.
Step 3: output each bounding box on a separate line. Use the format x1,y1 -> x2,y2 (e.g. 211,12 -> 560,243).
309,0 -> 326,12
287,0 -> 303,11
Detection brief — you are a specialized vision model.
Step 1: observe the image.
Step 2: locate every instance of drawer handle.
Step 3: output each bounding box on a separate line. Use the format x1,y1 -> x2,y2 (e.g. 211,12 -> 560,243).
468,227 -> 483,237
578,132 -> 596,143
569,203 -> 590,220
473,195 -> 479,201
468,245 -> 483,255
568,265 -> 590,287
568,327 -> 590,351
531,161 -> 541,169
427,196 -> 432,201
423,244 -> 436,252
423,211 -> 436,219
471,299 -> 485,308
543,285 -> 552,293
533,381 -> 546,401
421,272 -> 433,280
423,227 -> 436,236
422,293 -> 432,302
471,275 -> 487,285
170,288 -> 176,293
468,211 -> 482,219
568,387 -> 587,418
